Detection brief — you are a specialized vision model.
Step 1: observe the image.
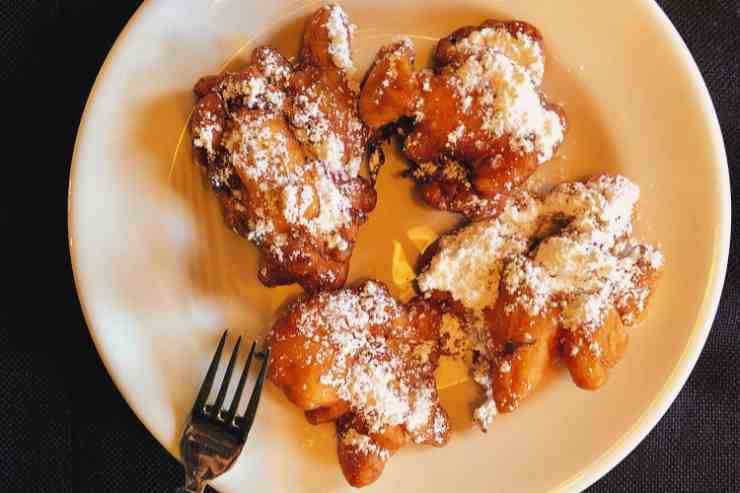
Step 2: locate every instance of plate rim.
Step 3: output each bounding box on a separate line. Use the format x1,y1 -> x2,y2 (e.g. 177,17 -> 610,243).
68,0 -> 732,491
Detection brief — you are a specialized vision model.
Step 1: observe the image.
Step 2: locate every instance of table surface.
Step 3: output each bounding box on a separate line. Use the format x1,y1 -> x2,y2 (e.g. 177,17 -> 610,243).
2,0 -> 738,492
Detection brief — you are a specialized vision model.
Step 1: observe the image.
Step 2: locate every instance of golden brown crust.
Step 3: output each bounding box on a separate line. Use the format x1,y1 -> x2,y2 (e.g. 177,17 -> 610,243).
485,288 -> 561,413
299,5 -> 337,71
359,41 -> 419,129
266,280 -> 449,487
416,175 -> 663,424
336,413 -> 407,487
305,401 -> 351,425
561,309 -> 629,390
189,6 -> 374,292
434,20 -> 543,69
477,273 -> 649,413
359,21 -> 566,219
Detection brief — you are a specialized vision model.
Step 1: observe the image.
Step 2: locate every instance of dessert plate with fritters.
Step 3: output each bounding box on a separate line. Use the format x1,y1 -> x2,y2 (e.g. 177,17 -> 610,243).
69,1 -> 730,492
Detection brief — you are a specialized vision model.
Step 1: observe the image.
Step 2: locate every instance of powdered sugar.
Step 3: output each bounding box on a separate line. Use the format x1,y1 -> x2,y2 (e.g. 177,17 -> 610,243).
471,361 -> 497,430
324,5 -> 356,74
455,25 -> 545,85
371,38 -> 412,105
292,93 -> 331,144
324,131 -> 344,166
225,115 -> 292,191
191,28 -> 370,265
342,427 -> 390,460
219,74 -> 285,111
452,50 -> 563,163
254,48 -> 292,83
447,123 -> 466,146
192,114 -> 221,157
417,191 -> 540,311
418,175 -> 663,428
291,282 -> 442,436
359,20 -> 564,222
224,114 -> 353,250
420,175 -> 661,330
309,169 -> 354,249
503,175 -> 662,331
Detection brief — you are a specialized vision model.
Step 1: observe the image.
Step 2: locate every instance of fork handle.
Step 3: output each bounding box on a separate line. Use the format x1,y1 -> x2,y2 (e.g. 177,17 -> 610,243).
177,477 -> 205,493
177,486 -> 204,493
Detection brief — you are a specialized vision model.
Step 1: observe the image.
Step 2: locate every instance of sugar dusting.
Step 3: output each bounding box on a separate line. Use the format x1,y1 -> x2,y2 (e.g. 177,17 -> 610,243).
362,21 -> 565,223
324,5 -> 356,74
418,175 -> 663,430
502,175 -> 662,331
451,50 -> 563,163
191,22 -> 368,271
454,25 -> 545,85
192,112 -> 222,158
342,427 -> 390,460
370,27 -> 561,164
290,282 -> 444,439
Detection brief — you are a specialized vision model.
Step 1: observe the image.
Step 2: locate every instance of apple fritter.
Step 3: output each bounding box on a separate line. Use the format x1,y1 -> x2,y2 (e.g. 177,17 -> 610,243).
359,21 -> 566,219
267,280 -> 450,487
417,175 -> 663,429
190,5 -> 375,292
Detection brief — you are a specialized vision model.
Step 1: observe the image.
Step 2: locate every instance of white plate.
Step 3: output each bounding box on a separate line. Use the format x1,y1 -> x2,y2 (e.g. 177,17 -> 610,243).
69,1 -> 730,492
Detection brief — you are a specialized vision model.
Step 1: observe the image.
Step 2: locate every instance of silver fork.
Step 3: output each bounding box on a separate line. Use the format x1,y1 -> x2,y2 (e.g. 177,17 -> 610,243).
177,331 -> 270,493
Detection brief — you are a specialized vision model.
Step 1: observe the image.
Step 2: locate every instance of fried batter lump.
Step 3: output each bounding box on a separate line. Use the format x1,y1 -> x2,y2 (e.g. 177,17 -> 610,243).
267,281 -> 450,487
417,175 -> 663,429
190,5 -> 376,292
359,21 -> 566,219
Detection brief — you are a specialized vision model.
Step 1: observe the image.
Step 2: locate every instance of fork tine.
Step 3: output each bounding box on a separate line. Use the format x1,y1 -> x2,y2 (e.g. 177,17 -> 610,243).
213,336 -> 241,414
239,347 -> 270,439
224,341 -> 256,425
193,330 -> 228,415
